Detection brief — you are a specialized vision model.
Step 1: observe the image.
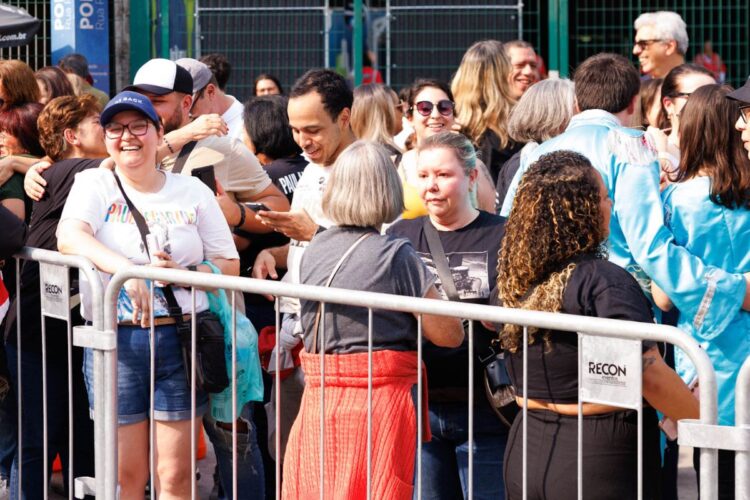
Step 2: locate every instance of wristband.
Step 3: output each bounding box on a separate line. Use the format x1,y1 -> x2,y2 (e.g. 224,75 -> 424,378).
163,136 -> 175,154
187,264 -> 198,272
234,201 -> 246,229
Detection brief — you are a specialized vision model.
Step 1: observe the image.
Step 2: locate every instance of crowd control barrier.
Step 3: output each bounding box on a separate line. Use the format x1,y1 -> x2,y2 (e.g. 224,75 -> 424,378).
7,247 -> 113,500
87,263 -> 722,500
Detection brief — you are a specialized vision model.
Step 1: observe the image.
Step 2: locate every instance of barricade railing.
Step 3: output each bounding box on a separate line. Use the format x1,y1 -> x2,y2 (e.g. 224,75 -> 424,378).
7,247 -> 111,500
93,263 -> 722,500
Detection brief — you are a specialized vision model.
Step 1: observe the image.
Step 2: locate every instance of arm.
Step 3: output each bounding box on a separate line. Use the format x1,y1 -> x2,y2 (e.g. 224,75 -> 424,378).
474,159 -> 497,213
156,114 -> 228,163
0,155 -> 40,185
419,286 -> 465,347
1,198 -> 24,221
0,204 -> 26,260
651,281 -> 674,311
614,159 -> 745,338
641,345 -> 699,421
217,181 -> 291,234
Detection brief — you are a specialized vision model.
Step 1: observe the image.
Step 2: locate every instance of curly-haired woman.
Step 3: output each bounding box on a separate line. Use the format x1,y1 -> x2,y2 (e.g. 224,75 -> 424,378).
499,150 -> 698,500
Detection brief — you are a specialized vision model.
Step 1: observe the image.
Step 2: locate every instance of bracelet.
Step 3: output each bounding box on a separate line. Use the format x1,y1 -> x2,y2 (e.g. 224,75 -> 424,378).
187,264 -> 198,272
234,201 -> 246,229
163,136 -> 175,154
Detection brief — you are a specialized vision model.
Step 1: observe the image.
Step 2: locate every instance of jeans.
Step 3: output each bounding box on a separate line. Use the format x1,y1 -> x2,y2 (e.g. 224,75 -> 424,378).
0,345 -> 15,481
203,403 -> 265,500
6,344 -> 95,499
417,400 -> 508,500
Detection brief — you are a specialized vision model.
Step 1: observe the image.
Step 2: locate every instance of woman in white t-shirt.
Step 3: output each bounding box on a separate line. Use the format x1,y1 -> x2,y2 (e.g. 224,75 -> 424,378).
57,91 -> 239,499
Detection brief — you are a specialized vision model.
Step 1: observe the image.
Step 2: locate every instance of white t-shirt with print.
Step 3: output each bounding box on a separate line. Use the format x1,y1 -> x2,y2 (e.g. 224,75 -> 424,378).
60,168 -> 239,321
279,162 -> 334,314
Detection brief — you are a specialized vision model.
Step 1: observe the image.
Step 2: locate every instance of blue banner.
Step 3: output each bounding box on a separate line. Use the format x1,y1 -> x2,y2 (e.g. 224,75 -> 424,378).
51,0 -> 110,93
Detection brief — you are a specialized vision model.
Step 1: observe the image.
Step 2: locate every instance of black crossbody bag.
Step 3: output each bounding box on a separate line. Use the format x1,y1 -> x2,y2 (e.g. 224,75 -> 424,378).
422,218 -> 518,427
113,172 -> 229,394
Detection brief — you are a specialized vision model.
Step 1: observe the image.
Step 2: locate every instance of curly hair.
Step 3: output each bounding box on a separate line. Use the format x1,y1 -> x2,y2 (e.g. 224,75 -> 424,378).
498,150 -> 607,352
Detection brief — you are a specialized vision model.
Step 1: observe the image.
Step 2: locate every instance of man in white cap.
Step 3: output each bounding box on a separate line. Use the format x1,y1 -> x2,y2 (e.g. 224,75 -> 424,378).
176,57 -> 246,141
727,77 -> 750,160
126,58 -> 288,235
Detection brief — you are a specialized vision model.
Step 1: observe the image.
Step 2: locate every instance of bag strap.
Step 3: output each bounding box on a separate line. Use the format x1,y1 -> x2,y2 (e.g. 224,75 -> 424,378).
422,218 -> 460,301
112,172 -> 184,320
171,140 -> 198,175
310,231 -> 373,354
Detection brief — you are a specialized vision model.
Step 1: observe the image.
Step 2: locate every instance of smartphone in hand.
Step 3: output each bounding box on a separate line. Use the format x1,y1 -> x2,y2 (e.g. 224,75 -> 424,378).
191,165 -> 217,194
244,202 -> 271,212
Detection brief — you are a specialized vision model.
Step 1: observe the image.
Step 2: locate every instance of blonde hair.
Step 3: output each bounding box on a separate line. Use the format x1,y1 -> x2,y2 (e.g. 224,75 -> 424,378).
351,84 -> 399,151
418,131 -> 476,176
507,79 -> 576,144
323,141 -> 404,228
451,40 -> 516,148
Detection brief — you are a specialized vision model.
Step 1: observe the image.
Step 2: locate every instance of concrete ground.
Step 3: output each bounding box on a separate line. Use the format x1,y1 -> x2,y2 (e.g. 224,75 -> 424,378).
46,438 -> 700,499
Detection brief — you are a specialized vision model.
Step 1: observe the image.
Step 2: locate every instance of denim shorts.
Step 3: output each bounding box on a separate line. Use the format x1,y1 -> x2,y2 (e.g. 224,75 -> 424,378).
83,324 -> 209,425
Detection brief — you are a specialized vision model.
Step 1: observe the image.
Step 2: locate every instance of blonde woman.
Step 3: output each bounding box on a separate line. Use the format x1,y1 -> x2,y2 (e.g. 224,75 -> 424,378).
351,83 -> 401,156
451,40 -> 519,184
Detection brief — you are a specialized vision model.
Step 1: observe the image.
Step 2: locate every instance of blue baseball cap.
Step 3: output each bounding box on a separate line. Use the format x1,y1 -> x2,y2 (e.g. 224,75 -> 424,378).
100,91 -> 160,126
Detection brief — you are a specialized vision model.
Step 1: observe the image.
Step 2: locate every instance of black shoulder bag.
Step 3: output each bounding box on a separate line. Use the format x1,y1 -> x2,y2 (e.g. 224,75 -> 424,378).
422,218 -> 518,427
113,172 -> 229,393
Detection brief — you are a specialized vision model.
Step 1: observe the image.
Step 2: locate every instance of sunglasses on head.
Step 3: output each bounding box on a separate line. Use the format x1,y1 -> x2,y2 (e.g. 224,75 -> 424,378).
412,99 -> 454,117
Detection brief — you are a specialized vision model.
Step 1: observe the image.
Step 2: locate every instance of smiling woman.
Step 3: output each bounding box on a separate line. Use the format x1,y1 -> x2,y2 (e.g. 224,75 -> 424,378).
56,90 -> 239,499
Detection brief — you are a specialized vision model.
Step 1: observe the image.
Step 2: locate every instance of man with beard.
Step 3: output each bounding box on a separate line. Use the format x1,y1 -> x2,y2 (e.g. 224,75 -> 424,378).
127,58 -> 289,236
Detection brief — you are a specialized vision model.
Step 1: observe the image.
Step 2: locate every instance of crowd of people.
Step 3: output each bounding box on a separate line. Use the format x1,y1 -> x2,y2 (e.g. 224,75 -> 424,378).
0,8 -> 749,500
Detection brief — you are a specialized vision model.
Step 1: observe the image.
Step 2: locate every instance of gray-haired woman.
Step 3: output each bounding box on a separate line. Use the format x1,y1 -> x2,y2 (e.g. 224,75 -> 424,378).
495,79 -> 576,208
283,140 -> 463,499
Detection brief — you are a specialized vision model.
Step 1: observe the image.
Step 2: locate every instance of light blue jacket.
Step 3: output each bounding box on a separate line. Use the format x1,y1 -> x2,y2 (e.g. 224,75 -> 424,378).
662,177 -> 750,425
500,110 -> 745,339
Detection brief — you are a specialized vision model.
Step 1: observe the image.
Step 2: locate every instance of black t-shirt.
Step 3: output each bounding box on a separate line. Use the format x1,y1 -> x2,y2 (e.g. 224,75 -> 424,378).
264,155 -> 307,203
5,158 -> 101,352
388,211 -> 506,395
495,148 -> 522,213
504,257 -> 656,403
477,131 -> 522,185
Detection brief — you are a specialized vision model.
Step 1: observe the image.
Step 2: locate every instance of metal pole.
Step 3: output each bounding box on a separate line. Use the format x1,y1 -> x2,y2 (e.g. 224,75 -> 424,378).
547,0 -> 560,77
522,326 -> 528,500
353,0 -> 363,86
467,320 -> 474,499
558,0 -> 570,77
385,0 -> 391,86
735,357 -> 750,496
194,0 -> 202,58
159,0 -> 170,59
324,0 -> 331,68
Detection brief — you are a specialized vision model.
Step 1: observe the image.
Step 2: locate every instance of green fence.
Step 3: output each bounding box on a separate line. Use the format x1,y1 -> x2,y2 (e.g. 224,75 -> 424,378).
566,0 -> 750,87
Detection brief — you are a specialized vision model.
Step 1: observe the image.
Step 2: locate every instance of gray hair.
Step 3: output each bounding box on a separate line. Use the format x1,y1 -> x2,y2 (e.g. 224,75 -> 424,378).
634,11 -> 689,55
323,140 -> 404,228
418,131 -> 476,175
508,79 -> 576,144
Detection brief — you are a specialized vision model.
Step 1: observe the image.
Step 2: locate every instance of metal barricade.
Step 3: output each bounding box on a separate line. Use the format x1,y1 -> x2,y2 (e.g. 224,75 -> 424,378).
6,247 -> 113,499
93,263 -> 720,500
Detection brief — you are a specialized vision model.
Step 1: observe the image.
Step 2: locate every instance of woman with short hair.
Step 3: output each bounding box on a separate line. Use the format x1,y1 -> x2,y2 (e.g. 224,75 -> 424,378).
496,78 -> 576,206
388,131 -> 508,499
500,150 -> 698,500
283,140 -> 463,499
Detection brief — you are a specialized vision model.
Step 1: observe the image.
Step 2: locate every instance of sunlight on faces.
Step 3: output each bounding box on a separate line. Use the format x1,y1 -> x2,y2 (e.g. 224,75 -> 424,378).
633,25 -> 671,76
288,91 -> 348,166
75,113 -> 108,156
104,110 -> 161,170
507,47 -> 539,98
410,87 -> 454,144
416,146 -> 476,221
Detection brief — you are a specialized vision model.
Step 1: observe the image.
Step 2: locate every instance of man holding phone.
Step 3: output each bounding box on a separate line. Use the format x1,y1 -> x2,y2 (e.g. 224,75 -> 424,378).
126,58 -> 289,236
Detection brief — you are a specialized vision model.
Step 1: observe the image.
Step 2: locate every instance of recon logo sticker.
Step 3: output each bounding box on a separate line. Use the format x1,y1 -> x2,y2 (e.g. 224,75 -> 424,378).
579,334 -> 642,410
40,262 -> 70,320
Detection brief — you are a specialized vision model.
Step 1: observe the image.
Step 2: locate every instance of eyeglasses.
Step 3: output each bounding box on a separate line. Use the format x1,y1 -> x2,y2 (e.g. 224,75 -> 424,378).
189,86 -> 207,118
412,100 -> 454,117
668,92 -> 693,100
634,39 -> 665,50
104,119 -> 151,139
740,106 -> 750,124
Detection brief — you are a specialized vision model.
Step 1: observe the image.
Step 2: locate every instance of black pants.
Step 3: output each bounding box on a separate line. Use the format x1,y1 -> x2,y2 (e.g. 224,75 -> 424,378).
504,408 -> 661,500
693,447 -> 734,499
